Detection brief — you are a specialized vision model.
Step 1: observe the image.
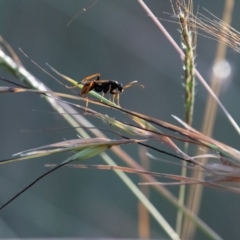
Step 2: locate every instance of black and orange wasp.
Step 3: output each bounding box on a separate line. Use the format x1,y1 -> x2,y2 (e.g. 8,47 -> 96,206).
80,73 -> 144,106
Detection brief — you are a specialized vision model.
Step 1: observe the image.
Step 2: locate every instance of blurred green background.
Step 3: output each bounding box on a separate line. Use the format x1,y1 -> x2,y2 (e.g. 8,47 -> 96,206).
0,0 -> 240,239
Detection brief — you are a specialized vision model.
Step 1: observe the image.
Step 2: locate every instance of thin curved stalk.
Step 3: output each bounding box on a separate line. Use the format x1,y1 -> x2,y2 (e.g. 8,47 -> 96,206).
137,0 -> 240,135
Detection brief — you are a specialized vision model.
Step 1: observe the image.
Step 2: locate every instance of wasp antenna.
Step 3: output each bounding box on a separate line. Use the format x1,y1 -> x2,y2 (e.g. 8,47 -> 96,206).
124,81 -> 145,89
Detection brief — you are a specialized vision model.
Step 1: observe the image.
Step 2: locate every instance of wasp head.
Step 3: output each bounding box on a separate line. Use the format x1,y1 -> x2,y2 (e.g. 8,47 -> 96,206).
118,83 -> 124,93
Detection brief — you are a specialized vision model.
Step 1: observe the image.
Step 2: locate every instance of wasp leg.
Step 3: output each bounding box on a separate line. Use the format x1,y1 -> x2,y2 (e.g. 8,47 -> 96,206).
116,93 -> 121,106
107,85 -> 113,102
68,74 -> 100,90
81,73 -> 100,83
110,90 -> 120,106
112,94 -> 116,104
81,81 -> 96,95
101,92 -> 105,102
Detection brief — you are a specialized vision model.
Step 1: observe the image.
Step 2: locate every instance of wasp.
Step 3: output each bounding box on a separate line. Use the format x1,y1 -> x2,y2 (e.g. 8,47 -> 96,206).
80,73 -> 144,106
